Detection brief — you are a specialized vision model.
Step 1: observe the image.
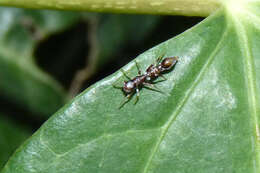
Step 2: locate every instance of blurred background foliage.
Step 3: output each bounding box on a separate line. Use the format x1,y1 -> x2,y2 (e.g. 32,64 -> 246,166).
0,7 -> 203,169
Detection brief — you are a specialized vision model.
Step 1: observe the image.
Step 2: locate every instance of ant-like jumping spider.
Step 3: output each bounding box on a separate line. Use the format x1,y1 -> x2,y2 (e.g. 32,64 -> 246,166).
113,55 -> 178,108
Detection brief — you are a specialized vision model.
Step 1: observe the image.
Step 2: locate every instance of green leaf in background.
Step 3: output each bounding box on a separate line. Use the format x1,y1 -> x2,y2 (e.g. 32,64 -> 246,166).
0,7 -> 80,116
68,14 -> 160,96
0,115 -> 30,169
96,14 -> 160,67
2,2 -> 260,173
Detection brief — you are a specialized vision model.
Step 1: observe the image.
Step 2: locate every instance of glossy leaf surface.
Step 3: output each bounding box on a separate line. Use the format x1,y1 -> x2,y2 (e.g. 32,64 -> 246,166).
0,7 -> 80,115
2,3 -> 260,173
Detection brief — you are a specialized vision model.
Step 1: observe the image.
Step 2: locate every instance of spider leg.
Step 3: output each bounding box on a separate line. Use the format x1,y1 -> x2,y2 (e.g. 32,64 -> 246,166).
118,93 -> 133,109
151,75 -> 167,84
151,80 -> 165,84
112,84 -> 122,89
143,82 -> 165,94
134,88 -> 140,104
134,60 -> 142,75
156,53 -> 166,65
159,74 -> 167,81
120,69 -> 131,80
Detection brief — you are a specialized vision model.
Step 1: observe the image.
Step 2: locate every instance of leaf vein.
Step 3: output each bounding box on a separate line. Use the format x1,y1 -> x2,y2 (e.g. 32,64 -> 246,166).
142,27 -> 229,173
41,128 -> 159,158
232,16 -> 260,173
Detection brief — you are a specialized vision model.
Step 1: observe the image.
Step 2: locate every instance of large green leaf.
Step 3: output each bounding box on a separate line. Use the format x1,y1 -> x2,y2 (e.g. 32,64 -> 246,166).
0,7 -> 80,115
2,2 -> 260,173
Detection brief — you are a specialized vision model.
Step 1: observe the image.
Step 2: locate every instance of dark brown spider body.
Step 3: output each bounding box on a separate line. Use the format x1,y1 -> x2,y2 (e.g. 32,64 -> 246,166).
145,64 -> 160,80
115,56 -> 178,108
123,75 -> 146,94
145,57 -> 178,81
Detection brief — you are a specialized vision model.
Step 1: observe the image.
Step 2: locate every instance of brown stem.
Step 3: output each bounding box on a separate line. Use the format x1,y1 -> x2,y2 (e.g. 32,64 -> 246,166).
68,17 -> 99,98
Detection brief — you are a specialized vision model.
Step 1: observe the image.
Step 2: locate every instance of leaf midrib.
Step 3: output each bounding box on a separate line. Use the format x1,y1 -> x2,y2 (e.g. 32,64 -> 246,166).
142,23 -> 229,173
230,12 -> 260,173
